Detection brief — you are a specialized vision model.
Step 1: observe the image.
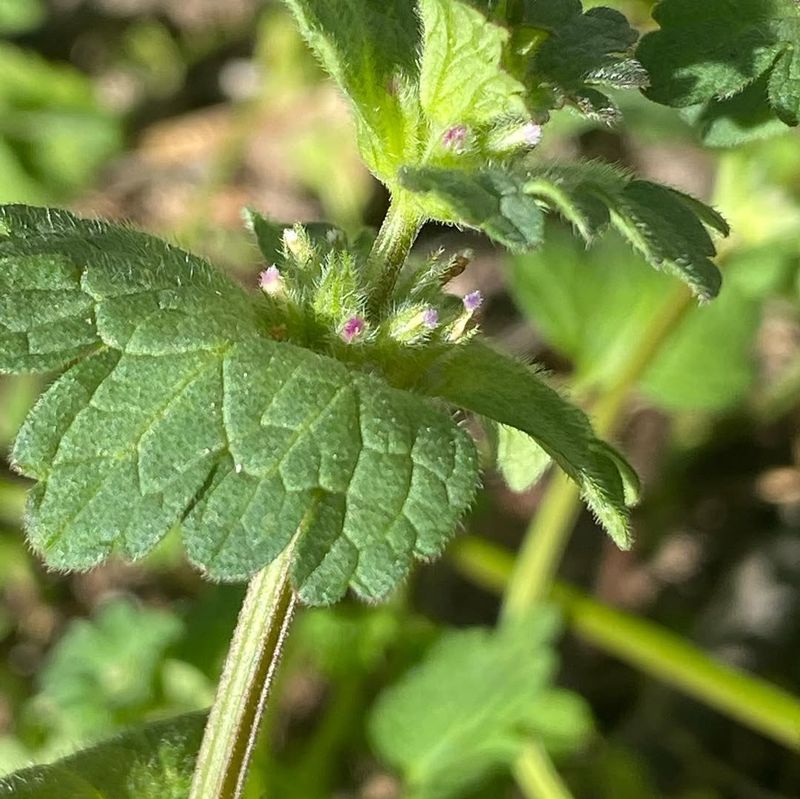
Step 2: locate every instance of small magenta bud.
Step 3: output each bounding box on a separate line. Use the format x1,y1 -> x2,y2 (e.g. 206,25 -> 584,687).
463,290 -> 483,312
422,307 -> 439,328
340,316 -> 366,343
442,124 -> 468,152
259,265 -> 282,296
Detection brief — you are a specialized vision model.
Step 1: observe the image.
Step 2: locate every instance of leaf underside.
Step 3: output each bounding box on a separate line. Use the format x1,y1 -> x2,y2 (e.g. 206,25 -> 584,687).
1,205 -> 478,606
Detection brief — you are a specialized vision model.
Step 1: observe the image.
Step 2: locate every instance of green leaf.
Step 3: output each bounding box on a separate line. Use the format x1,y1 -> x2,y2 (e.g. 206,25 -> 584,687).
280,0 -> 420,179
0,0 -> 44,34
400,166 -> 545,252
0,713 -> 205,798
525,161 -> 728,299
494,423 -> 552,493
683,75 -> 790,147
2,205 -> 479,606
418,0 -> 526,128
33,599 -> 183,744
507,229 -> 761,412
369,611 -> 591,799
516,0 -> 647,122
638,0 -> 800,128
0,44 -> 121,201
0,204 -> 259,372
418,340 -> 633,548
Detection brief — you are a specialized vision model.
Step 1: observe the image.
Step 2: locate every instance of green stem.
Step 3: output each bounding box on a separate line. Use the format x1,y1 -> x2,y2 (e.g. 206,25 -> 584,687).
453,536 -> 800,752
514,740 -> 575,799
367,195 -> 423,316
502,284 -> 692,616
501,473 -> 581,619
189,550 -> 296,799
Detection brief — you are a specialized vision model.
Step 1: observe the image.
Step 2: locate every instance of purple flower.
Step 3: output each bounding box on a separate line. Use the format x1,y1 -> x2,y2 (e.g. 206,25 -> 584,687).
442,124 -> 468,152
259,265 -> 282,295
463,290 -> 483,312
340,316 -> 366,343
422,307 -> 439,328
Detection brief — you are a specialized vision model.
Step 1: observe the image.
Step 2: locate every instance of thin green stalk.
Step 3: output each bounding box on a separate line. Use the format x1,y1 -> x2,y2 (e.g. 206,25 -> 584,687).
189,549 -> 296,799
501,473 -> 581,618
502,284 -> 692,618
514,740 -> 575,799
367,195 -> 423,315
453,536 -> 800,752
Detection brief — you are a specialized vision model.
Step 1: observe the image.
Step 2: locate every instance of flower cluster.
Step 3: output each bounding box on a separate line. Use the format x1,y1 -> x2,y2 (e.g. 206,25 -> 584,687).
254,223 -> 485,359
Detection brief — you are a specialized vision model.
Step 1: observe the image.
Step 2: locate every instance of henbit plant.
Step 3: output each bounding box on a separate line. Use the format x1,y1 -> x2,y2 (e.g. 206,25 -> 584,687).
0,0 -> 742,796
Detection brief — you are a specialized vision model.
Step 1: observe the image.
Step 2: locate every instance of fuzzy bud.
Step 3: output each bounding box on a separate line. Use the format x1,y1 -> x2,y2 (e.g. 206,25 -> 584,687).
259,265 -> 283,296
442,124 -> 469,153
340,316 -> 366,344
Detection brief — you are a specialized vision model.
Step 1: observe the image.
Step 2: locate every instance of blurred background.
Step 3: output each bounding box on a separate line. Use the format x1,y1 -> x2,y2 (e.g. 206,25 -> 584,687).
1,0 -> 800,797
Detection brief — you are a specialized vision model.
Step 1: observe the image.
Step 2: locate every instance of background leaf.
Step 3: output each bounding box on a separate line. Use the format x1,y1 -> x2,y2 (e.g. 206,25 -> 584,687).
369,611 -> 591,799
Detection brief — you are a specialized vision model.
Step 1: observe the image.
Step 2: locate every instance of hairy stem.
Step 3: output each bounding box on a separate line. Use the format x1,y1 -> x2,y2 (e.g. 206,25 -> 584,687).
502,284 -> 692,616
189,550 -> 296,799
514,740 -> 575,799
367,195 -> 424,315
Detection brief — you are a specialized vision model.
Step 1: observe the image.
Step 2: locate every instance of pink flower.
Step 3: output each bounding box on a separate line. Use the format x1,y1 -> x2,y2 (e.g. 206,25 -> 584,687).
442,124 -> 468,152
340,316 -> 366,343
259,265 -> 282,296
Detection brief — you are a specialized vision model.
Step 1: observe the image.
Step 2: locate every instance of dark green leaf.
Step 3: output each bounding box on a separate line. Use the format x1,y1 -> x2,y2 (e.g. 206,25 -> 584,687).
418,340 -> 633,547
400,166 -> 545,252
638,0 -> 800,130
2,206 -> 479,606
525,161 -> 728,299
513,0 -> 647,122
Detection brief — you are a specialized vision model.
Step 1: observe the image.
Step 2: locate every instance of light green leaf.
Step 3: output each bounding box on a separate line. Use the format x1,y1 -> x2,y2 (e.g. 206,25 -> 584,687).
418,340 -> 633,548
418,0 -> 525,127
508,229 -> 762,412
638,0 -> 800,129
2,205 -> 479,606
33,599 -> 183,743
0,0 -> 44,34
0,713 -> 205,798
281,0 -> 420,179
400,166 -> 545,252
494,423 -> 552,493
0,44 -> 121,201
369,611 -> 591,799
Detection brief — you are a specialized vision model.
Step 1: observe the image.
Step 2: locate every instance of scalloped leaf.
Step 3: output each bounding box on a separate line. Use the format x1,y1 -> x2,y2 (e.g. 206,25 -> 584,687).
1,205 -> 478,606
638,0 -> 800,128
